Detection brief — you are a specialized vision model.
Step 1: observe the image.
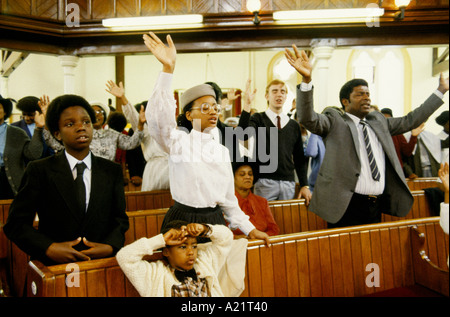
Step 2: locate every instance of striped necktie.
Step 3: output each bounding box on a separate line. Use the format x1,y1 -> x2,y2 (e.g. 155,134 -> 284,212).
360,120 -> 380,181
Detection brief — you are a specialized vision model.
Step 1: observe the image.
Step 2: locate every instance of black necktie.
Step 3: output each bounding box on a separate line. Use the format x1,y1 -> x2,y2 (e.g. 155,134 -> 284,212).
175,268 -> 198,282
276,116 -> 281,129
360,120 -> 380,181
75,162 -> 87,213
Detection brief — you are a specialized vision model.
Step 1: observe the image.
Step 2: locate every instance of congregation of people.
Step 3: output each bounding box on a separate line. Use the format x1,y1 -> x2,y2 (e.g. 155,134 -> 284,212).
0,33 -> 449,297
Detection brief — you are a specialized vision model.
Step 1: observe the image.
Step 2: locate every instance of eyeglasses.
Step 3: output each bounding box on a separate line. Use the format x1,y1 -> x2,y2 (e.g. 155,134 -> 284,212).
190,103 -> 221,115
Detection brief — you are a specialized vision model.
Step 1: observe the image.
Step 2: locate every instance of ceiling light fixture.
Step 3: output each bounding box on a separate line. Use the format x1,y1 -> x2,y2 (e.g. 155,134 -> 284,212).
102,14 -> 204,31
247,0 -> 261,25
394,0 -> 411,20
273,7 -> 385,24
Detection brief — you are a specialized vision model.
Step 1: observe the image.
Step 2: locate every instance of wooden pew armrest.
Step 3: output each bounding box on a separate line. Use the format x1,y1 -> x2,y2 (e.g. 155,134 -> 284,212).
410,225 -> 449,297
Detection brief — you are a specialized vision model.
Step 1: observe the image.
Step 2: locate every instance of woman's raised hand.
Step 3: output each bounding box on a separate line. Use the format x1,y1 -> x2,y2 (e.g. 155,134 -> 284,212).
143,32 -> 177,74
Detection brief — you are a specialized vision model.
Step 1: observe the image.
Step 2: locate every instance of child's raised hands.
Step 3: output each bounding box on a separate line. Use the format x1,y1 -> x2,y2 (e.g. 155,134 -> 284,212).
186,223 -> 208,237
163,226 -> 188,246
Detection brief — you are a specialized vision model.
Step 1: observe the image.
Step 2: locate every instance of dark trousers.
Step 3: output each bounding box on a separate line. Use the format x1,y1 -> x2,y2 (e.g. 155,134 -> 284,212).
327,193 -> 383,229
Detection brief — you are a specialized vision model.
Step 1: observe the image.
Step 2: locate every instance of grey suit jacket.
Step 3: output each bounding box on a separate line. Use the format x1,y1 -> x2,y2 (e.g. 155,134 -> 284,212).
3,125 -> 43,195
297,87 -> 444,223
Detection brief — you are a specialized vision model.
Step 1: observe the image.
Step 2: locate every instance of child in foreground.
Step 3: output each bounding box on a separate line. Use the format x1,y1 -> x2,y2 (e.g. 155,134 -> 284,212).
116,221 -> 248,297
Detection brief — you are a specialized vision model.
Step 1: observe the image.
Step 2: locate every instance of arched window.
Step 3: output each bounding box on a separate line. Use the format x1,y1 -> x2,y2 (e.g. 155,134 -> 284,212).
267,51 -> 301,113
349,48 -> 410,116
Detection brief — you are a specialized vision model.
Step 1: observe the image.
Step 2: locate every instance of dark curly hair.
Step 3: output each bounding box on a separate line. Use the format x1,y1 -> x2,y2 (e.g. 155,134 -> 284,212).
45,94 -> 97,136
339,78 -> 369,108
107,111 -> 127,132
176,100 -> 194,132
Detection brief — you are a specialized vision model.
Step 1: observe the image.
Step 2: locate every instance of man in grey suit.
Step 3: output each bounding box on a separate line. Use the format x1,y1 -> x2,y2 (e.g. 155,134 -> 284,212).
285,45 -> 449,228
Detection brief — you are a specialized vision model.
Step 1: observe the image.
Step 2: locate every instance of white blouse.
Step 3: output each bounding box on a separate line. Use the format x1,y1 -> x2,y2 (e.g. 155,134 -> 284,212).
145,72 -> 255,236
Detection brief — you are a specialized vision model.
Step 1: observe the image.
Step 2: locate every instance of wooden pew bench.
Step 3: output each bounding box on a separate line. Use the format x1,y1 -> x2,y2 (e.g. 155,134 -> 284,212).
24,217 -> 448,297
2,189 -> 437,297
406,177 -> 439,190
241,217 -> 448,297
125,190 -> 173,211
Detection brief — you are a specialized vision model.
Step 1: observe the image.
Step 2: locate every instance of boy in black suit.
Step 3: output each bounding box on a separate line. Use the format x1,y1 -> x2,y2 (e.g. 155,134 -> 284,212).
4,95 -> 129,265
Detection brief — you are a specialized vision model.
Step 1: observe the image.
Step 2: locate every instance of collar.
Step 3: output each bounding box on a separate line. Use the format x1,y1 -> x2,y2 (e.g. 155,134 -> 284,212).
265,108 -> 287,121
345,112 -> 365,126
174,268 -> 198,282
64,150 -> 92,171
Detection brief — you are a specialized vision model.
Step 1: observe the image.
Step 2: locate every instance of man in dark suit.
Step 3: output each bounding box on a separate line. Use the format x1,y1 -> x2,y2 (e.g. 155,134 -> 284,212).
285,45 -> 449,227
4,95 -> 129,265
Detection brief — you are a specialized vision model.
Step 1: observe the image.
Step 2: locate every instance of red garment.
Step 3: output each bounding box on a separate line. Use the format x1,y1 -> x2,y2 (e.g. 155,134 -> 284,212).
392,134 -> 417,167
234,190 -> 280,236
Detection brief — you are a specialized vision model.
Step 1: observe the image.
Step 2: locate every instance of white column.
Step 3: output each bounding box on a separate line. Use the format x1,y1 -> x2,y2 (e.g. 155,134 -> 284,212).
310,39 -> 336,112
0,76 -> 9,97
59,55 -> 79,94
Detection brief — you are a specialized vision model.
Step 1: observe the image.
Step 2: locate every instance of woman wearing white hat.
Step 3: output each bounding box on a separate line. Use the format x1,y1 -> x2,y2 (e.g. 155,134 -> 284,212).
143,32 -> 270,245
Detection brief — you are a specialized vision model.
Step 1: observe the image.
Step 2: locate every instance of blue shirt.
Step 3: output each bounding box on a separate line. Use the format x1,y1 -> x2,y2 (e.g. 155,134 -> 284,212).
0,122 -> 7,166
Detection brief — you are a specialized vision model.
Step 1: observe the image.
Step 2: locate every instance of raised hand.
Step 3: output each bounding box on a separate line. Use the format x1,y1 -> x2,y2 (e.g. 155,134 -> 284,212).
34,110 -> 46,128
163,226 -> 188,246
106,80 -> 129,106
186,223 -> 208,237
143,32 -> 176,73
438,72 -> 449,94
106,80 -> 125,98
411,122 -> 425,137
38,95 -> 50,116
438,162 -> 449,193
243,79 -> 257,112
285,45 -> 312,83
138,105 -> 146,131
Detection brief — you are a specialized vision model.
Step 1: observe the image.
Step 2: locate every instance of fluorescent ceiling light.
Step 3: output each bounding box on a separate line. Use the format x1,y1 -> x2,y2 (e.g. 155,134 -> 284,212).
273,8 -> 384,24
102,14 -> 203,30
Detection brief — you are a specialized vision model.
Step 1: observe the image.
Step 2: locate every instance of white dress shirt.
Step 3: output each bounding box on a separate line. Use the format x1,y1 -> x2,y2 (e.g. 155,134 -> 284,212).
265,108 -> 290,129
345,113 -> 386,195
65,150 -> 92,211
145,72 -> 255,236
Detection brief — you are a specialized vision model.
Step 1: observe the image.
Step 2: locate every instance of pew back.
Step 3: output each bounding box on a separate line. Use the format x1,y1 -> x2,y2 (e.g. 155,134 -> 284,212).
241,217 -> 448,297
125,190 -> 173,211
25,217 -> 448,297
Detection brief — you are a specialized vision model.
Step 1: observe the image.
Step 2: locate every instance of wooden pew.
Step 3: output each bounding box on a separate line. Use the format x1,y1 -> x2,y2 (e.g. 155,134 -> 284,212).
125,208 -> 168,245
411,225 -> 449,296
125,190 -> 173,211
268,199 -> 327,234
2,189 -> 436,297
241,217 -> 448,297
406,177 -> 439,190
0,199 -> 13,297
0,199 -> 13,260
24,217 -> 448,297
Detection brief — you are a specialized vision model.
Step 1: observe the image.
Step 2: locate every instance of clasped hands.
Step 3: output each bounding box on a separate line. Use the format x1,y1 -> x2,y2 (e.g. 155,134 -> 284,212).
45,237 -> 113,264
163,223 -> 209,246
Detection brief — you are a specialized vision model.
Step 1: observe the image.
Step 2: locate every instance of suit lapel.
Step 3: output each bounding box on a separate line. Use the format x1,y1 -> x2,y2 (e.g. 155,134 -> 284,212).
366,118 -> 401,170
50,152 -> 85,224
343,114 -> 362,163
83,155 -> 103,223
